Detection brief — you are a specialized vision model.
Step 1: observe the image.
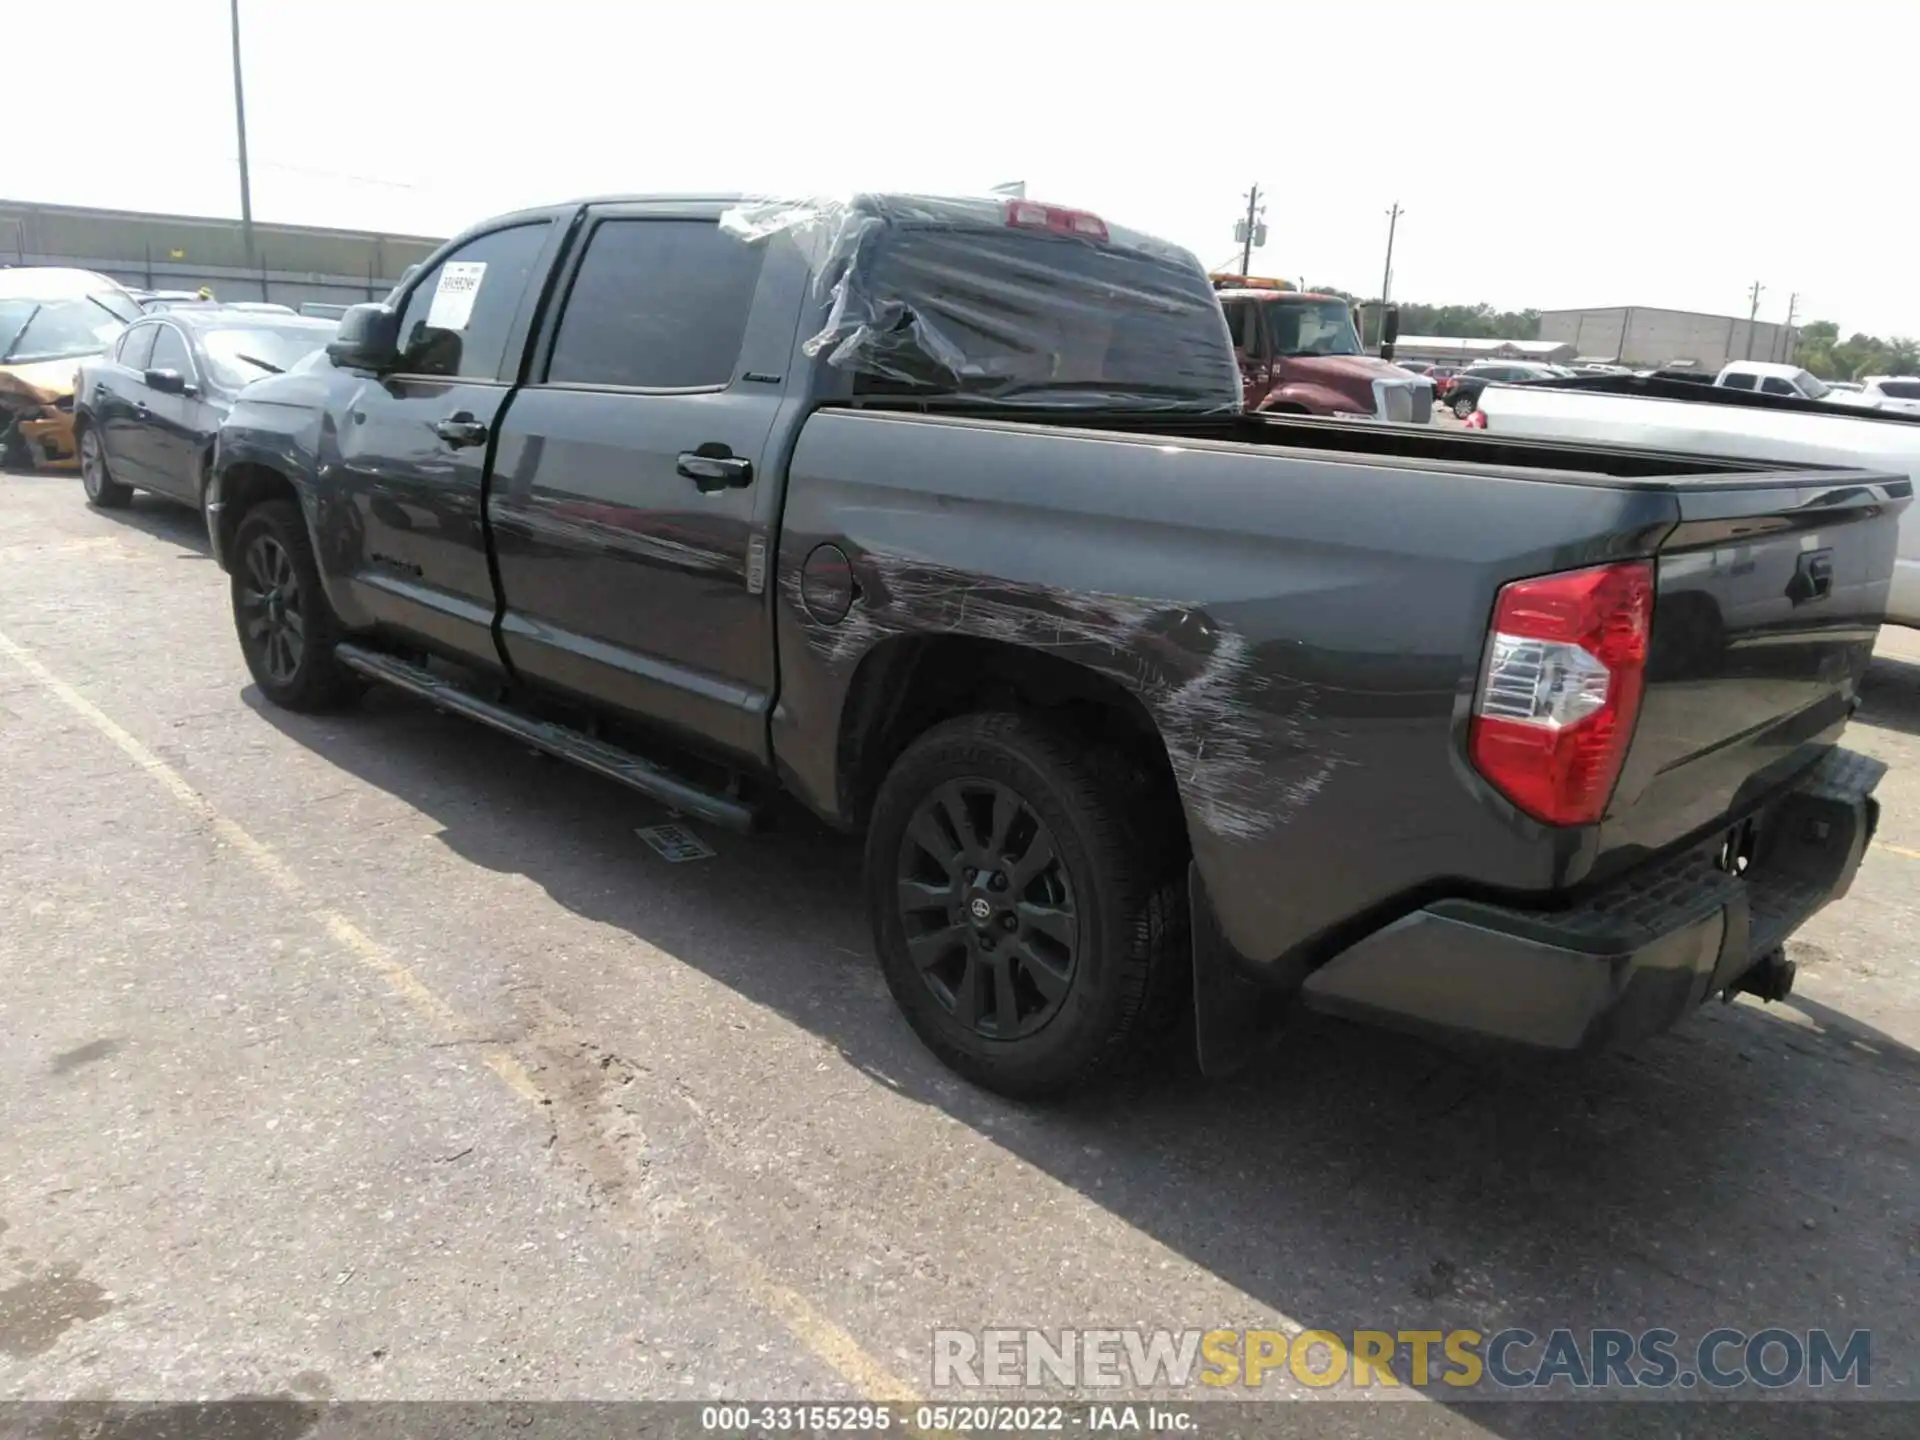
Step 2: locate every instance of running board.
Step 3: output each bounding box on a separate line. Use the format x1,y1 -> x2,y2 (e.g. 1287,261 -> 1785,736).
333,643 -> 761,833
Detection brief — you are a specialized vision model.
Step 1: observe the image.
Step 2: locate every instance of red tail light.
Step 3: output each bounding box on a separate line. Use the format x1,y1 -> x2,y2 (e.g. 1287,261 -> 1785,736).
1469,561 -> 1654,826
1004,199 -> 1109,241
1464,409 -> 1487,429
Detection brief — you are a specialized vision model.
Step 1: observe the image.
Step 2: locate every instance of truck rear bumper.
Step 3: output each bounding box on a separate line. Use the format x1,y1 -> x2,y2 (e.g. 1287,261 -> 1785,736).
1300,747 -> 1883,1050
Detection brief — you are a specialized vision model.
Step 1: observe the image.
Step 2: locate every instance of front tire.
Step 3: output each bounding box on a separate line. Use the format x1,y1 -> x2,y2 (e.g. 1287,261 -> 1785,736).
230,499 -> 361,712
865,712 -> 1185,1099
78,424 -> 133,508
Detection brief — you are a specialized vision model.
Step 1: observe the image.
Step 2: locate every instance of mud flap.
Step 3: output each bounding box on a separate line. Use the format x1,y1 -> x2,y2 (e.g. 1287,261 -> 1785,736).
1189,862 -> 1279,1078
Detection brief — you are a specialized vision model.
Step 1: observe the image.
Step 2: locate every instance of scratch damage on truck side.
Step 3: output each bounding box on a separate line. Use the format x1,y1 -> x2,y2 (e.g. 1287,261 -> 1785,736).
784,548 -> 1349,840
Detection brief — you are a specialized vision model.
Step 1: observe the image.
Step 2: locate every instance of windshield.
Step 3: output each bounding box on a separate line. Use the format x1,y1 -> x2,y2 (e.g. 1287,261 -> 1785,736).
1793,371 -> 1831,400
843,229 -> 1240,411
0,295 -> 128,365
1265,299 -> 1362,358
200,323 -> 338,387
94,290 -> 144,324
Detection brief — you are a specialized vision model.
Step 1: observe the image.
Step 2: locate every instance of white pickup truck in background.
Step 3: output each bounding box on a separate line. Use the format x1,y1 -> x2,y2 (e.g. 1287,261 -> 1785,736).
1475,372 -> 1920,627
1713,360 -> 1877,406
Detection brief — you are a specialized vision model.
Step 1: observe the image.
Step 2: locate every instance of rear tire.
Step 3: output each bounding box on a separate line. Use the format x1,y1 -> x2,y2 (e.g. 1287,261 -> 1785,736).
78,424 -> 133,508
865,711 -> 1185,1099
1452,392 -> 1477,419
230,499 -> 362,712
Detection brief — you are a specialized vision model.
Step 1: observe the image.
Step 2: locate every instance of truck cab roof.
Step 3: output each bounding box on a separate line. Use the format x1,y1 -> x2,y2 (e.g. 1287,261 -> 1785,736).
386,191 -> 1242,416
1214,288 -> 1346,305
459,192 -> 1184,258
1718,360 -> 1806,379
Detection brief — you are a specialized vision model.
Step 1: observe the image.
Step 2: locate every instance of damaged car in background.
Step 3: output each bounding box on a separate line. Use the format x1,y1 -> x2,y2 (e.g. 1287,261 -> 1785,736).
0,267 -> 142,471
208,191 -> 1904,1097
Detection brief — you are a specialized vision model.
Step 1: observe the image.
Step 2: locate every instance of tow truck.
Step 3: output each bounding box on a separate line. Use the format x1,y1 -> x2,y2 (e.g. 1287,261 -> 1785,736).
1210,274 -> 1432,422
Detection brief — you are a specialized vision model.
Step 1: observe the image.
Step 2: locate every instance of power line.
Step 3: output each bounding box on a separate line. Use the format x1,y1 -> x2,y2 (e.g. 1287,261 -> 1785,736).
236,158 -> 425,192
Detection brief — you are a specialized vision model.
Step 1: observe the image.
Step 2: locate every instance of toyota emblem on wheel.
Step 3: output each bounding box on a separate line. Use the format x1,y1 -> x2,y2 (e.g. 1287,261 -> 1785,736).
968,896 -> 993,922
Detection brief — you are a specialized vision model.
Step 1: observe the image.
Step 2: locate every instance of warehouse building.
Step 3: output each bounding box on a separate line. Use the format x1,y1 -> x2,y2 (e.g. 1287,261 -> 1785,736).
1391,336 -> 1577,366
0,198 -> 442,311
1536,306 -> 1796,371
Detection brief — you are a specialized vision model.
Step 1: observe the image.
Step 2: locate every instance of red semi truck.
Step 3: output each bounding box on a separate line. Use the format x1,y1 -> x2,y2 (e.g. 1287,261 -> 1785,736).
1211,275 -> 1432,423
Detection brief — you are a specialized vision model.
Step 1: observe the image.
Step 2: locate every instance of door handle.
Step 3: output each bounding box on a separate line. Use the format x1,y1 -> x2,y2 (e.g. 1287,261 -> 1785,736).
677,447 -> 753,492
431,413 -> 489,449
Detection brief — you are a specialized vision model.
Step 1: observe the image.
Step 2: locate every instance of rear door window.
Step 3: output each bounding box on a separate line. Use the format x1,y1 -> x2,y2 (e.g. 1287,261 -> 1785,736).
391,221 -> 551,380
544,219 -> 765,390
149,325 -> 194,380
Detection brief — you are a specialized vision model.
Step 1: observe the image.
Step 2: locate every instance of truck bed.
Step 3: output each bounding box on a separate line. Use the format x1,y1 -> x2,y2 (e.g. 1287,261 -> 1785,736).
847,399 -> 1847,483
782,405 -> 1909,970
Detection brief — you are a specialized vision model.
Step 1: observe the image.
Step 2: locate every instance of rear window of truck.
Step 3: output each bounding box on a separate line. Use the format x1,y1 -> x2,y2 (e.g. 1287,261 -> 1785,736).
843,229 -> 1240,413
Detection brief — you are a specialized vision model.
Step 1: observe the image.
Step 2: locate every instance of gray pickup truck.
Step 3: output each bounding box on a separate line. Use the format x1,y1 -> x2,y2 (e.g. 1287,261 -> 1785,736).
198,192 -> 1905,1097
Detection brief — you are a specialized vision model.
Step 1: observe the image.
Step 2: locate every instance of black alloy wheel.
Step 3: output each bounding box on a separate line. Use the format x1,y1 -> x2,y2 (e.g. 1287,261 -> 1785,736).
239,531 -> 307,686
867,712 -> 1188,1097
228,499 -> 361,712
79,426 -> 132,507
895,777 -> 1080,1040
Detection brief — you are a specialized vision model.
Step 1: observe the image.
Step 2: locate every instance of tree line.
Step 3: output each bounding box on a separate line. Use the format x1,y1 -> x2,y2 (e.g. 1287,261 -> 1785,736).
1790,321 -> 1920,382
1307,288 -> 1544,341
1311,288 -> 1918,379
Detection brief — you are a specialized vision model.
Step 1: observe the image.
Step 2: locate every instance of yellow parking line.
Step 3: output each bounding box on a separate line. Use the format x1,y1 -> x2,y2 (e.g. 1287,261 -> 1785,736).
0,626 -> 919,1404
1879,842 -> 1920,863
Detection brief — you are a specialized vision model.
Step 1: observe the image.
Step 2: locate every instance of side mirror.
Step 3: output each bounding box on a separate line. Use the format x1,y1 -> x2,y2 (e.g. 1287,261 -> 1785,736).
144,367 -> 189,395
326,303 -> 402,372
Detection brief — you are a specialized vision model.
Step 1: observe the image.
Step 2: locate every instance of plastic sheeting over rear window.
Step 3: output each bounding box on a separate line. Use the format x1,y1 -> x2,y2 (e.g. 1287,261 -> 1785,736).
719,194 -> 1241,413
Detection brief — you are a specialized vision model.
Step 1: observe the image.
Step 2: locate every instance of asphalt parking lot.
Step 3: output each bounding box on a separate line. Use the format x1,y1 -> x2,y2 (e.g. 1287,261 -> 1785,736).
2,465 -> 1918,1434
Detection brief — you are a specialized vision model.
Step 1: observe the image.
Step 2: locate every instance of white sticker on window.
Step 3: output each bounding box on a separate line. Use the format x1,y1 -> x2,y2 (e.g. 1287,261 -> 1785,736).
425,261 -> 487,331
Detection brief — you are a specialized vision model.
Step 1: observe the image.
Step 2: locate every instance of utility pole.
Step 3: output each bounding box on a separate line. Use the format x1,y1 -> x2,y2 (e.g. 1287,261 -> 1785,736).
1744,280 -> 1764,359
1380,202 -> 1403,305
230,0 -> 255,265
1234,185 -> 1265,275
1780,291 -> 1798,364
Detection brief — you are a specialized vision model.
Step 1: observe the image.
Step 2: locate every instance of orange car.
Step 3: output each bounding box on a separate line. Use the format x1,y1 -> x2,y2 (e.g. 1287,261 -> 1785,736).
0,268 -> 143,471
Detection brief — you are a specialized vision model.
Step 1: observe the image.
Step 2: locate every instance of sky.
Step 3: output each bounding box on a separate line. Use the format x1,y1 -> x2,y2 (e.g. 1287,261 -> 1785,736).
12,0 -> 1916,336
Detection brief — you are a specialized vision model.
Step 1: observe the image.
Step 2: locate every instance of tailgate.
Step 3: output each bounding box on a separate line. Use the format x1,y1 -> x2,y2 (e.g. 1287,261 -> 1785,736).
1599,471 -> 1909,861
